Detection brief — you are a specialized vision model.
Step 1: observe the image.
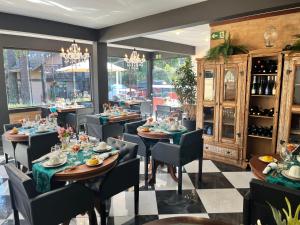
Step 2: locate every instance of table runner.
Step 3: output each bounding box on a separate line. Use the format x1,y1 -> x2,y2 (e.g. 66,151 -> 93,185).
266,174 -> 300,190
19,127 -> 56,136
143,126 -> 187,144
32,150 -> 117,193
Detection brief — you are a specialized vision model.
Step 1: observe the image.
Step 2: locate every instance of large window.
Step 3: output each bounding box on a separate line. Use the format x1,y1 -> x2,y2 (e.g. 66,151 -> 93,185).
108,57 -> 148,101
152,57 -> 187,109
3,49 -> 91,109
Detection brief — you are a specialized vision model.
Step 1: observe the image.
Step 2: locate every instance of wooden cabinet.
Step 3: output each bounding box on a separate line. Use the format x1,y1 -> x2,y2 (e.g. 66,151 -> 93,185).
196,55 -> 248,166
244,49 -> 283,161
277,52 -> 300,149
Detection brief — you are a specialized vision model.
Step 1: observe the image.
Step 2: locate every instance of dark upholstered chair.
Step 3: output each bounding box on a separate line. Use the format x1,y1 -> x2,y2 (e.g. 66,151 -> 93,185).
95,138 -> 139,225
140,101 -> 153,119
85,115 -> 124,141
2,123 -> 22,164
65,107 -> 94,133
14,132 -> 59,170
5,163 -> 95,225
156,105 -> 171,120
243,179 -> 300,225
151,129 -> 203,194
124,120 -> 151,187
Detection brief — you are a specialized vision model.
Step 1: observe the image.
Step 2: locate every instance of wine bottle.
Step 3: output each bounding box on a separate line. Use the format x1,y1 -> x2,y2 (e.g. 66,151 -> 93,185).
256,60 -> 261,73
272,76 -> 276,95
265,76 -> 271,95
258,77 -> 264,95
251,76 -> 257,95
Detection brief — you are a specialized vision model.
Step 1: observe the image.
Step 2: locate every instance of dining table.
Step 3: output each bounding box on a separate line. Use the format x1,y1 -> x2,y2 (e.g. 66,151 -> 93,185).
137,123 -> 187,183
250,154 -> 300,190
98,112 -> 141,124
143,216 -> 230,225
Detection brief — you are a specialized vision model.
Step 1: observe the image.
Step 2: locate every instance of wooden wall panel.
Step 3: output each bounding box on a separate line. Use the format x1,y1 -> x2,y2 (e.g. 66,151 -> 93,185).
211,12 -> 300,50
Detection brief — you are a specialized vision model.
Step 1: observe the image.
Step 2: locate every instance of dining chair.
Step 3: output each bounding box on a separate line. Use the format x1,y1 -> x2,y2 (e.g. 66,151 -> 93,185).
2,123 -> 22,164
85,115 -> 124,141
124,120 -> 152,187
95,138 -> 140,225
243,178 -> 300,225
156,105 -> 171,120
14,131 -> 60,171
151,129 -> 203,194
5,163 -> 96,225
140,101 -> 153,119
65,107 -> 94,133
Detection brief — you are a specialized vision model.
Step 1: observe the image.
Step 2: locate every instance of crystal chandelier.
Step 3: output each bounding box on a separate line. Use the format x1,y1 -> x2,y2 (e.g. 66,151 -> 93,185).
60,40 -> 89,64
124,48 -> 145,70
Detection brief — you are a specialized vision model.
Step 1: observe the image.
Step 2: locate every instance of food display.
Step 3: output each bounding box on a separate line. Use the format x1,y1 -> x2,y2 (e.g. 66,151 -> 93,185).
10,127 -> 19,135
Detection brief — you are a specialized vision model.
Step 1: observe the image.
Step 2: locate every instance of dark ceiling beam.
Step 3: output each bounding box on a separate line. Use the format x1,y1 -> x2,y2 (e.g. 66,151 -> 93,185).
98,0 -> 300,42
111,37 -> 195,55
0,12 -> 98,41
107,46 -> 151,60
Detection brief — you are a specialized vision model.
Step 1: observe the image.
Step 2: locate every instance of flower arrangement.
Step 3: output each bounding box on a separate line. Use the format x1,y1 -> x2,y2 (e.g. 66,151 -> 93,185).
57,126 -> 73,140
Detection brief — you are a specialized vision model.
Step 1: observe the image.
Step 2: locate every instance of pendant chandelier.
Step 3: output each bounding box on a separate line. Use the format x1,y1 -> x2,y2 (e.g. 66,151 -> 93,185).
61,40 -> 89,64
124,48 -> 145,70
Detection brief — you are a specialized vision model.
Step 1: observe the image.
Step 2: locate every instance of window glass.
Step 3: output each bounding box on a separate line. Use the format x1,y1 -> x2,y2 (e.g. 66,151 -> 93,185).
3,49 -> 91,109
152,57 -> 187,110
107,57 -> 148,101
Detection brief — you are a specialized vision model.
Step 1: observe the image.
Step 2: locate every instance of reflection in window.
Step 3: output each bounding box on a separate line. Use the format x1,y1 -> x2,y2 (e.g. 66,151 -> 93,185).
152,57 -> 187,110
3,49 -> 91,109
289,113 -> 300,144
293,66 -> 300,105
107,57 -> 148,101
224,69 -> 237,101
204,70 -> 215,101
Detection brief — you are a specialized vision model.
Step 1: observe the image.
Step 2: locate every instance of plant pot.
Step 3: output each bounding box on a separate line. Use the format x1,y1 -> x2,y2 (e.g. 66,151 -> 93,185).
182,118 -> 196,131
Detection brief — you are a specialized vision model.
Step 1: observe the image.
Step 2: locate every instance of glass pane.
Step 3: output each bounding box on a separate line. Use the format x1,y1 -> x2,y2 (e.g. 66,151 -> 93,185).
108,57 -> 148,102
203,107 -> 214,136
152,57 -> 187,111
223,68 -> 237,101
3,49 -> 92,109
293,65 -> 300,105
204,70 -> 215,101
222,108 -> 235,139
289,113 -> 300,144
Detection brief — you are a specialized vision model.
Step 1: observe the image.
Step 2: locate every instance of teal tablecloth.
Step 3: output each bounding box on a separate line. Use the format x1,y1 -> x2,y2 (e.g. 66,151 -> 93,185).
19,127 -> 56,136
32,151 -> 90,193
266,173 -> 300,190
147,125 -> 187,144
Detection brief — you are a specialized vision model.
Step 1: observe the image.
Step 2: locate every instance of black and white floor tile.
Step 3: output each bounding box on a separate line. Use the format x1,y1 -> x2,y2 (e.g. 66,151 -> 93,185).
0,157 -> 253,225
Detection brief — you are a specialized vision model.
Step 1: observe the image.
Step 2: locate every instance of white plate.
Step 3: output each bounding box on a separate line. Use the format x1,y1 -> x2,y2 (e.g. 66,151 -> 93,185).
281,170 -> 300,181
297,156 -> 300,163
85,159 -> 103,167
42,157 -> 67,168
93,145 -> 112,153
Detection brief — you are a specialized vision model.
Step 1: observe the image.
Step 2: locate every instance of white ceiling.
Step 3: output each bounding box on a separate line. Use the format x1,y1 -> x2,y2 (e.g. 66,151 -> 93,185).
145,24 -> 210,56
0,0 -> 207,29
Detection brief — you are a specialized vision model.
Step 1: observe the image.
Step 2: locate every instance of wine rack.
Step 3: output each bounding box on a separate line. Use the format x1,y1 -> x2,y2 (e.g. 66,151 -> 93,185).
244,49 -> 283,160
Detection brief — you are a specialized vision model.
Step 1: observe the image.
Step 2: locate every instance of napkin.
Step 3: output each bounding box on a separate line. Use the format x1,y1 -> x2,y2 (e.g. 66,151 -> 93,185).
97,150 -> 119,160
32,152 -> 53,164
263,162 -> 278,174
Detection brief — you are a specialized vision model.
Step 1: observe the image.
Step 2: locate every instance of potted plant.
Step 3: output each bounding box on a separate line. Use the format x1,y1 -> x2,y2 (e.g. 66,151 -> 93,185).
173,57 -> 197,131
205,33 -> 248,62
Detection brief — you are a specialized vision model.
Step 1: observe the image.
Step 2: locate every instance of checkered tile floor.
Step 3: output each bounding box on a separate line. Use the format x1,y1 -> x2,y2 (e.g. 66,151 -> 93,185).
0,157 -> 253,225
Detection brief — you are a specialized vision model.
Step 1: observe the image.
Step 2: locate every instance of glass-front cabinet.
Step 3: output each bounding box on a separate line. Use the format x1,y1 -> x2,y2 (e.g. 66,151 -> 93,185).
278,53 -> 300,148
197,55 -> 248,165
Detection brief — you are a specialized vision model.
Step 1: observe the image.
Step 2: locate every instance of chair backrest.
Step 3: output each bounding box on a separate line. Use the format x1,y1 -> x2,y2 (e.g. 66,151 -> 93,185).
106,137 -> 138,161
140,101 -> 152,116
244,179 -> 300,225
3,123 -> 22,132
124,120 -> 146,135
179,129 -> 203,164
5,164 -> 37,224
28,132 -> 60,168
76,107 -> 95,127
78,102 -> 94,108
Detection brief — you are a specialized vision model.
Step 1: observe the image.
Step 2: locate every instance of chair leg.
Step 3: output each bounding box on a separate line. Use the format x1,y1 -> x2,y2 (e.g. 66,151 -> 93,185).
198,159 -> 203,182
87,209 -> 97,225
4,153 -> 8,164
13,209 -> 20,225
144,156 -> 149,188
100,201 -> 106,225
178,166 -> 182,195
134,184 -> 139,215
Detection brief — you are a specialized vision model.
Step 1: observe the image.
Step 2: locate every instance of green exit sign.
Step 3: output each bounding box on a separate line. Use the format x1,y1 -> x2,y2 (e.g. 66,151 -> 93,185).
211,31 -> 226,40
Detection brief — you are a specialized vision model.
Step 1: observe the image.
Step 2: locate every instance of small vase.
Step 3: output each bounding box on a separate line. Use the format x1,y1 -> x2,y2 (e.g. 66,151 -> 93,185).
61,137 -> 70,150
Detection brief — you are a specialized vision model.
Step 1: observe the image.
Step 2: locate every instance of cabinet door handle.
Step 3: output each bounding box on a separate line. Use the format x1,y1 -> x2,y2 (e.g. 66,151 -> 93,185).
236,132 -> 241,137
216,102 -> 218,106
280,140 -> 286,145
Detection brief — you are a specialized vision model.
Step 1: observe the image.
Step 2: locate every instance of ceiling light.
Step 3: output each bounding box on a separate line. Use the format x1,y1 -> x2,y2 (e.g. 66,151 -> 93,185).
61,40 -> 89,64
124,49 -> 145,70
